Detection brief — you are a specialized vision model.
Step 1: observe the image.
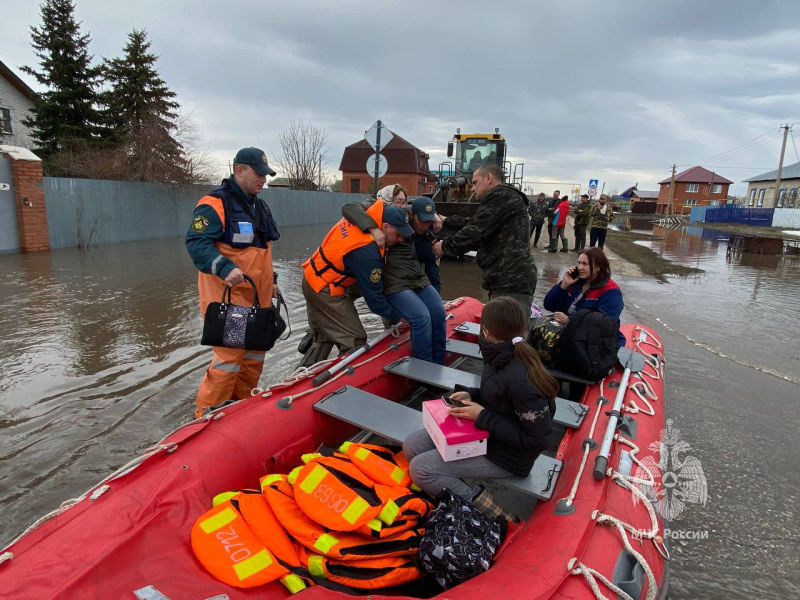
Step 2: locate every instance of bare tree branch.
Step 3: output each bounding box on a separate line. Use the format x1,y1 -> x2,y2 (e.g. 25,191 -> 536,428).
273,120 -> 328,190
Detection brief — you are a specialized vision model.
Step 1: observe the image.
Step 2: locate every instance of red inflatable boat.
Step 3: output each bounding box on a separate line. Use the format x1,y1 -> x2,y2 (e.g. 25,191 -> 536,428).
0,297 -> 669,599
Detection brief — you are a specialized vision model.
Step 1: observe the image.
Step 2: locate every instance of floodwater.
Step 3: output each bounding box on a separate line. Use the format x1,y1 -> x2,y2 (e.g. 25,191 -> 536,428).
1,220 -> 798,598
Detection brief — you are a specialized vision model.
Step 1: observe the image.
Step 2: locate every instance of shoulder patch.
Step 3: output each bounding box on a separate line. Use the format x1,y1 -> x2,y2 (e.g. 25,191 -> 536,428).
191,215 -> 209,233
369,268 -> 382,283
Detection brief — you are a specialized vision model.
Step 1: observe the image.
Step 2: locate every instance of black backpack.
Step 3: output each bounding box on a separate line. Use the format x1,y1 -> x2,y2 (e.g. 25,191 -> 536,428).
418,490 -> 504,590
553,307 -> 619,382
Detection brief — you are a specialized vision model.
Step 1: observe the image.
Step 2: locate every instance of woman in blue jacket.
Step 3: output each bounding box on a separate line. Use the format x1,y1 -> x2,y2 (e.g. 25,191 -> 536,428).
544,247 -> 624,345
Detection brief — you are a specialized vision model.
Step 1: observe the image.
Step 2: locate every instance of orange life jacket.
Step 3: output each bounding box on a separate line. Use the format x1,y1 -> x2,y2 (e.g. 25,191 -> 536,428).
302,201 -> 385,296
299,550 -> 421,590
261,474 -> 423,561
290,454 -> 385,531
373,484 -> 434,526
191,496 -> 288,588
339,441 -> 413,488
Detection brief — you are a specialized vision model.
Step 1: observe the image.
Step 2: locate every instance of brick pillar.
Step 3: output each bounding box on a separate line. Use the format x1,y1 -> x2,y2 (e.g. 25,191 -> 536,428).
3,149 -> 50,252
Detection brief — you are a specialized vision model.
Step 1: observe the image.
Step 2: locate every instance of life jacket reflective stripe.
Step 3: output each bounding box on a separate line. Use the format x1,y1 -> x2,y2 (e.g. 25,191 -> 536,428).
339,442 -> 412,488
302,201 -> 385,296
356,516 -> 421,539
373,485 -> 434,526
191,497 -> 288,588
291,454 -> 385,531
261,475 -> 423,561
301,552 -> 421,590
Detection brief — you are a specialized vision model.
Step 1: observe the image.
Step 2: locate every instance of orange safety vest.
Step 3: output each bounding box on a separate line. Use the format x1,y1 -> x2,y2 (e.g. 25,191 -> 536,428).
191,496 -> 288,588
290,454 -> 385,531
339,442 -> 413,488
302,201 -> 385,296
261,475 -> 423,561
299,550 -> 421,590
195,195 -> 274,318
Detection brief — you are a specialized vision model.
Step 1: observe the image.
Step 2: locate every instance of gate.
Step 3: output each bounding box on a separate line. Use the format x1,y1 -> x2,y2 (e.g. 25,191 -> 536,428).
0,156 -> 20,253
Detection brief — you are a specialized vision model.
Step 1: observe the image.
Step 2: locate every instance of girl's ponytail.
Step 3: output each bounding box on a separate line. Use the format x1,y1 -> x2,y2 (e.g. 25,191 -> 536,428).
515,341 -> 559,399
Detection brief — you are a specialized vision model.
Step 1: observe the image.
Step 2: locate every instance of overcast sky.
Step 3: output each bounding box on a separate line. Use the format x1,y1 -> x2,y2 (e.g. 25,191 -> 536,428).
5,0 -> 800,195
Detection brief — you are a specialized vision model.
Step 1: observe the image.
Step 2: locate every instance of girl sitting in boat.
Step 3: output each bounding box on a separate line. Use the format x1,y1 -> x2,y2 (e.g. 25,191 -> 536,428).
403,297 -> 559,522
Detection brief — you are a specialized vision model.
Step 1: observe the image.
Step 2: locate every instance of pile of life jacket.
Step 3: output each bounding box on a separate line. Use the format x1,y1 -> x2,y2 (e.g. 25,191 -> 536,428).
191,442 -> 433,593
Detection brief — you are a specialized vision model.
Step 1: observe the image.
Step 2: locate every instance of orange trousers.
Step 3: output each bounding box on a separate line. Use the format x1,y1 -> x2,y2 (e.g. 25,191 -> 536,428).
194,346 -> 266,418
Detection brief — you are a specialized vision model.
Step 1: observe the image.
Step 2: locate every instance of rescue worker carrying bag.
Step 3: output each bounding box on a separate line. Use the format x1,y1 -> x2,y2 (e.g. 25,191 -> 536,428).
202,274 -> 288,351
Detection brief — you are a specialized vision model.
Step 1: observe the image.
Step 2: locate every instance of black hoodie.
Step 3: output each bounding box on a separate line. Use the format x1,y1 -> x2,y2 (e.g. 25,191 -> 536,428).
463,339 -> 554,476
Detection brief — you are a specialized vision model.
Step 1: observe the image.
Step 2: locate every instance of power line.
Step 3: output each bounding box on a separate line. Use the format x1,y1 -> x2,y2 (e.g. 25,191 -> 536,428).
790,129 -> 800,164
697,128 -> 780,163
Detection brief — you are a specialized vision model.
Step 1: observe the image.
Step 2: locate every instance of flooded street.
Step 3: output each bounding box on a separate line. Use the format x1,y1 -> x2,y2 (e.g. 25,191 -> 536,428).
1,220 -> 798,598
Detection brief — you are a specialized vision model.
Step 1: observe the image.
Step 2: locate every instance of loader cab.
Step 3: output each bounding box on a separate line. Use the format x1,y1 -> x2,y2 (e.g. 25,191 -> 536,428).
447,133 -> 506,176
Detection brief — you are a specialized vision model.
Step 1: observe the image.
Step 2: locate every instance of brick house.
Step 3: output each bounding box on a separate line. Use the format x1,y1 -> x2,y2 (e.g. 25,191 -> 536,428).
742,161 -> 800,208
657,166 -> 732,215
339,131 -> 435,196
0,59 -> 36,150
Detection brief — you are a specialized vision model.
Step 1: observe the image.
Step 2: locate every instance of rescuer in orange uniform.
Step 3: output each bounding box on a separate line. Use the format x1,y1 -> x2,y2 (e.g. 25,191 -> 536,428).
186,148 -> 279,418
299,203 -> 414,367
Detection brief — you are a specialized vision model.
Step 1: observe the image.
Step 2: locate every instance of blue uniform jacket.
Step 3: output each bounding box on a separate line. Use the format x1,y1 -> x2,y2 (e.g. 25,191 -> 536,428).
342,244 -> 404,323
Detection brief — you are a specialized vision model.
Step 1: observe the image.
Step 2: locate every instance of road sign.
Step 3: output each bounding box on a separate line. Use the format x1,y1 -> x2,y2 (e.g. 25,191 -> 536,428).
365,121 -> 393,151
588,187 -> 597,197
365,153 -> 388,178
589,179 -> 598,187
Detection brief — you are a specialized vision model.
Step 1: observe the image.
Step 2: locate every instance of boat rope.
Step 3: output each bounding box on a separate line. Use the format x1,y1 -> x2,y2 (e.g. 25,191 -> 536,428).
569,329 -> 669,599
0,441 -> 179,562
559,379 -> 606,508
273,335 -> 411,409
567,558 -> 636,600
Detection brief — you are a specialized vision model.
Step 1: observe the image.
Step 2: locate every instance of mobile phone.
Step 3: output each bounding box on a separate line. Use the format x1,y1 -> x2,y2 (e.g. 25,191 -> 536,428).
442,394 -> 465,408
570,265 -> 579,278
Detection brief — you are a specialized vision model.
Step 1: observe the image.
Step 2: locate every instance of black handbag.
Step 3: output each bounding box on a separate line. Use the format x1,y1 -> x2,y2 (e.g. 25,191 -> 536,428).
527,315 -> 566,364
201,274 -> 289,351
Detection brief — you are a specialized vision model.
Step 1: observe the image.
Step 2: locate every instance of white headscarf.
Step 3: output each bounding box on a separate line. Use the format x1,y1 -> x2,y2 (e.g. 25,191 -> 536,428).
376,184 -> 399,205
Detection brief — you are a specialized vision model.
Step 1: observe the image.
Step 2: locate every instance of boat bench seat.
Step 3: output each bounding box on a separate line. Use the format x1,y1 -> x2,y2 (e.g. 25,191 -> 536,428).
313,385 -> 563,501
451,324 -> 597,386
384,356 -> 587,429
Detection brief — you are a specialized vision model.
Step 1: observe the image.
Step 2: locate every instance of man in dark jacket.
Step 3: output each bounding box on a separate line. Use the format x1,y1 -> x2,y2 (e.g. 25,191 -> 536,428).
546,190 -> 560,242
433,164 -> 537,323
528,192 -> 548,247
572,193 -> 591,252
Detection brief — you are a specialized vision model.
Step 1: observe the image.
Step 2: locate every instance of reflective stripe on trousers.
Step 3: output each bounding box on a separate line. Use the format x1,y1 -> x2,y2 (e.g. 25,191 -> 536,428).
195,346 -> 266,413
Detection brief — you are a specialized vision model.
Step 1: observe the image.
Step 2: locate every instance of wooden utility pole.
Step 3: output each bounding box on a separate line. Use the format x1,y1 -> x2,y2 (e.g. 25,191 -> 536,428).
707,171 -> 715,205
666,164 -> 677,216
774,124 -> 790,207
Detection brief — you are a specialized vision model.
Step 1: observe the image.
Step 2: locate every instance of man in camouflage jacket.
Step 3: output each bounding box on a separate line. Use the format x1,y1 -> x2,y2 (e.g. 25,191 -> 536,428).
434,164 -> 537,323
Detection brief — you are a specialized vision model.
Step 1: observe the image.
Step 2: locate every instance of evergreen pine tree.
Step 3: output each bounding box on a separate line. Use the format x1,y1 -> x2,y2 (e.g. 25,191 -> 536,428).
102,28 -> 185,182
21,0 -> 102,158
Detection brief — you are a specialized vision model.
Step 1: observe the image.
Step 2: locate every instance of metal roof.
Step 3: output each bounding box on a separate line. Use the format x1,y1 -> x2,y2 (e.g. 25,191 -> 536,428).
658,166 -> 733,185
743,161 -> 800,183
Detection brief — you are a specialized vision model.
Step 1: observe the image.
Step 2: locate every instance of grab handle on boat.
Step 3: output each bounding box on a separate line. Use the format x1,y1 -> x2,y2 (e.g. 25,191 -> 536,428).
311,327 -> 399,387
593,348 -> 646,480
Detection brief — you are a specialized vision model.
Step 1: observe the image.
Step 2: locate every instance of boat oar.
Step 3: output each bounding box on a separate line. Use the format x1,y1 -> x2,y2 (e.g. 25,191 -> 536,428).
311,326 -> 400,387
593,347 -> 646,480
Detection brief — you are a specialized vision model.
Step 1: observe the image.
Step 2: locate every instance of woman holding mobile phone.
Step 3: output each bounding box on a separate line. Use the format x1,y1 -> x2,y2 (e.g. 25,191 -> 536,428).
403,297 -> 559,522
543,248 -> 625,398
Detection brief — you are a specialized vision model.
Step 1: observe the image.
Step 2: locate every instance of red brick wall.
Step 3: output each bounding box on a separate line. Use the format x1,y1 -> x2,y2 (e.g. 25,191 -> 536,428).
6,156 -> 49,252
342,172 -> 434,196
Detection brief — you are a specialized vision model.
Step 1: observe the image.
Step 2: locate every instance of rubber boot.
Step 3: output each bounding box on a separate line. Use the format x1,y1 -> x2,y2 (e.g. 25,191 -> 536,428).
471,487 -> 520,523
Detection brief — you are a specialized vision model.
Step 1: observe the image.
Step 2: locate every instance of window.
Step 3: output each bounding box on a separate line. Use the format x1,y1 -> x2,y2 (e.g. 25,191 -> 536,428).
788,187 -> 798,208
683,198 -> 698,206
686,183 -> 699,193
757,188 -> 765,207
713,184 -> 722,194
778,188 -> 787,207
350,179 -> 360,193
0,108 -> 11,134
748,188 -> 757,206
